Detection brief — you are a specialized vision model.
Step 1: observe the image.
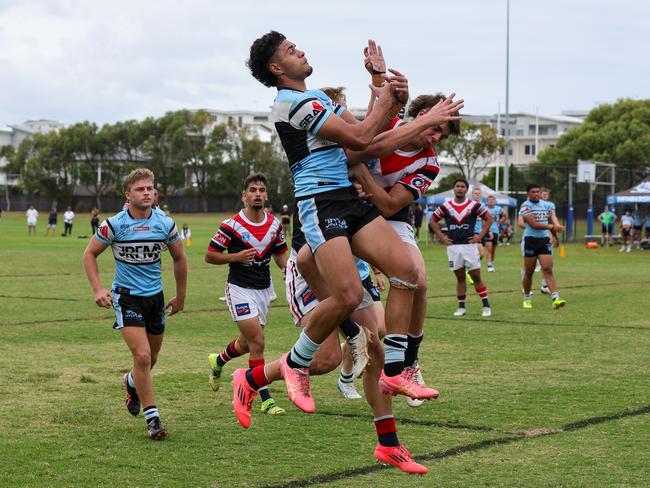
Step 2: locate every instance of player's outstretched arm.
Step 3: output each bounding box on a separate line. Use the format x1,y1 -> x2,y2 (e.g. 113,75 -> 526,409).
82,237 -> 112,309
347,94 -> 464,161
317,82 -> 394,150
166,241 -> 187,315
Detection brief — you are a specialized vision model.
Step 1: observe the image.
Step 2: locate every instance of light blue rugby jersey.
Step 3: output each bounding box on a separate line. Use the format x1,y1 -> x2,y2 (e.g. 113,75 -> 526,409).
271,88 -> 351,197
487,205 -> 503,234
95,209 -> 180,296
520,199 -> 554,238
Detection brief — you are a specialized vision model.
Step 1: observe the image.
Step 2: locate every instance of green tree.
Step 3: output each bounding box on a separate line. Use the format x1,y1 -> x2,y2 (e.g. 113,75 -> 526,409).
139,113 -> 187,199
438,121 -> 506,180
538,99 -> 650,192
69,122 -> 121,210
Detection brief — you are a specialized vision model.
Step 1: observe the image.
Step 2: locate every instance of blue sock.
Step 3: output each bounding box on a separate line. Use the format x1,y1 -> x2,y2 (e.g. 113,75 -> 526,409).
287,329 -> 320,368
383,334 -> 407,376
551,291 -> 559,300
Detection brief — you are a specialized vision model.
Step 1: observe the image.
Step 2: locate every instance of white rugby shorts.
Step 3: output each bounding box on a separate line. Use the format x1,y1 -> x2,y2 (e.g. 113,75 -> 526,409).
285,250 -> 375,326
388,220 -> 418,248
447,243 -> 481,271
225,282 -> 273,325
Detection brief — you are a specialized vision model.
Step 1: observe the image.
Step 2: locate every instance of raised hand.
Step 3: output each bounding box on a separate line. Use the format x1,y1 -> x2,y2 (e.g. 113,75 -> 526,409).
364,39 -> 386,74
385,68 -> 409,105
423,93 -> 464,125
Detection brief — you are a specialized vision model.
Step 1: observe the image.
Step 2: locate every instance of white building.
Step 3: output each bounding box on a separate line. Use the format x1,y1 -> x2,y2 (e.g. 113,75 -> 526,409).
203,109 -> 275,143
0,119 -> 65,186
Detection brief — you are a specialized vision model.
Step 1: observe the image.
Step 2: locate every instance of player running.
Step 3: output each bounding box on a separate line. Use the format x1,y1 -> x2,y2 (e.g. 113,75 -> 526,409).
83,168 -> 187,440
347,92 -> 461,407
205,173 -> 288,416
429,179 -> 493,317
485,195 -> 506,272
520,184 -> 566,309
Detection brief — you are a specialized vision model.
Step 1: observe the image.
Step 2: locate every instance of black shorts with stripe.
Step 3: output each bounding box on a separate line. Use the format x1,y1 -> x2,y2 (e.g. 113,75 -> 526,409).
113,290 -> 165,335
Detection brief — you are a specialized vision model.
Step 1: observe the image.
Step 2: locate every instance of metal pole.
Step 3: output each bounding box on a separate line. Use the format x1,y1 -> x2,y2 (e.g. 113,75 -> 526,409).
587,182 -> 594,237
503,0 -> 511,195
535,107 -> 539,158
567,173 -> 575,242
496,103 -> 501,192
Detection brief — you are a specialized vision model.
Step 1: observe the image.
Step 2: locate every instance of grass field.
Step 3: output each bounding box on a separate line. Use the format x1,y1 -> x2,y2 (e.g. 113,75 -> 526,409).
1,211 -> 649,487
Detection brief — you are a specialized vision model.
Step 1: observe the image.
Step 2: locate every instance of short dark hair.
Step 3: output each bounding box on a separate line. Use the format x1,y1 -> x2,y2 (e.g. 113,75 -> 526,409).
527,183 -> 541,192
407,93 -> 461,135
246,31 -> 286,87
243,172 -> 268,190
453,178 -> 469,189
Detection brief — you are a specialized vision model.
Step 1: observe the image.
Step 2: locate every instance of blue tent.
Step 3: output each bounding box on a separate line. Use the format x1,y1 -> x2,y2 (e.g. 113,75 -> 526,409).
607,176 -> 650,205
424,181 -> 517,207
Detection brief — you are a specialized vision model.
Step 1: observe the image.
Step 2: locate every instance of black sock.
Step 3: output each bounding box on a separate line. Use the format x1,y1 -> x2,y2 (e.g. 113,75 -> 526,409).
338,317 -> 360,339
259,386 -> 271,401
481,298 -> 490,307
404,333 -> 424,368
245,369 -> 260,390
458,295 -> 466,308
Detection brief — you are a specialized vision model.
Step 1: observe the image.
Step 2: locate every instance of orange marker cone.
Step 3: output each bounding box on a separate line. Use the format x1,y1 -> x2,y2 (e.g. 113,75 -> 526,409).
559,245 -> 566,257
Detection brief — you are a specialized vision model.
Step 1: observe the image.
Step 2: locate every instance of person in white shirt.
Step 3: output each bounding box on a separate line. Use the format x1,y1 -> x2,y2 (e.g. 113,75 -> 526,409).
180,223 -> 191,244
63,206 -> 75,236
26,205 -> 38,236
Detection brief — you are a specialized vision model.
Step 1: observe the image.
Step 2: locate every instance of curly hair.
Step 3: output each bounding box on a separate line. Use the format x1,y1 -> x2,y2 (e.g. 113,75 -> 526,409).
320,86 -> 346,105
407,93 -> 461,135
246,31 -> 286,87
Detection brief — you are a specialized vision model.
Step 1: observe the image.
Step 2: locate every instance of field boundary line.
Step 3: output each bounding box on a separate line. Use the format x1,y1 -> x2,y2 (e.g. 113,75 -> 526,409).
262,404 -> 650,488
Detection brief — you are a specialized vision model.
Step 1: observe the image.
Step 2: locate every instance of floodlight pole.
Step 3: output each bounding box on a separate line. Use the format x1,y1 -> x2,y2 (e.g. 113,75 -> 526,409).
567,173 -> 575,241
587,182 -> 594,237
503,0 -> 511,195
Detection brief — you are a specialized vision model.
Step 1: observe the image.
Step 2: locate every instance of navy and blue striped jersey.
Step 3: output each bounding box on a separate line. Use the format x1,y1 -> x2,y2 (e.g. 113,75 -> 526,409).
95,209 -> 180,297
271,88 -> 351,198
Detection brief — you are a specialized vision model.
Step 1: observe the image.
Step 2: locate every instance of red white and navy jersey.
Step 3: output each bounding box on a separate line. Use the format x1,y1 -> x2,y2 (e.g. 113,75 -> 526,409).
208,210 -> 288,289
431,199 -> 488,244
367,120 -> 440,222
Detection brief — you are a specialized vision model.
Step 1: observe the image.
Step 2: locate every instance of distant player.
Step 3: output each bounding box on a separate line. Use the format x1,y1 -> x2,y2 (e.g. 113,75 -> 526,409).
83,168 -> 187,440
280,204 -> 291,239
429,178 -> 493,317
484,195 -> 505,272
205,173 -> 288,416
619,208 -> 634,253
520,184 -> 566,310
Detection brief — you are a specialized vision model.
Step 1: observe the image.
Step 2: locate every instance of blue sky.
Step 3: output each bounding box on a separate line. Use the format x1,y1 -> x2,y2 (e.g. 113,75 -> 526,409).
1,0 -> 648,124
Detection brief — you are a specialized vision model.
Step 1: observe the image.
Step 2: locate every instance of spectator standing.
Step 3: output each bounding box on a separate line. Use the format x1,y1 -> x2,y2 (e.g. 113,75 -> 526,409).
26,205 -> 38,236
90,207 -> 100,234
180,223 -> 192,246
280,204 -> 291,239
63,206 -> 75,236
44,208 -> 57,237
598,206 -> 616,247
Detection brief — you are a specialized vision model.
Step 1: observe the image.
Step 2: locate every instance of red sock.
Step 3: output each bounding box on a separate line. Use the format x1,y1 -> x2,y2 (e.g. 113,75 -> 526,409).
374,416 -> 399,447
249,358 -> 264,369
247,365 -> 270,389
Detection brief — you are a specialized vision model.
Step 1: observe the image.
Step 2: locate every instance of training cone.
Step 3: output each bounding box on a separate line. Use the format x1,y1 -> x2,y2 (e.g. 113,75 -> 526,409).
186,238 -> 192,247
559,245 -> 566,257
